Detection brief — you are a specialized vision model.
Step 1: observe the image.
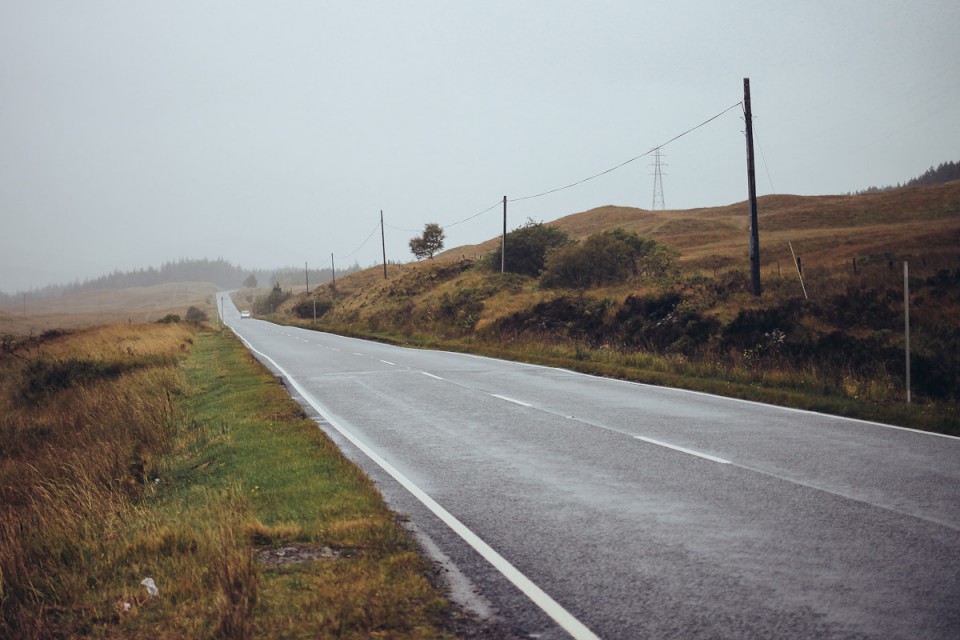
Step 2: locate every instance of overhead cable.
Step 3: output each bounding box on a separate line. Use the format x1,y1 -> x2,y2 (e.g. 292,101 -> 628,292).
337,221 -> 382,260
511,101 -> 743,203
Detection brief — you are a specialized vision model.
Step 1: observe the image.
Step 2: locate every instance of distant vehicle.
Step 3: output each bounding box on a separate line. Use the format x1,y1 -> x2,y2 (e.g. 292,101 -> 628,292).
240,310 -> 251,319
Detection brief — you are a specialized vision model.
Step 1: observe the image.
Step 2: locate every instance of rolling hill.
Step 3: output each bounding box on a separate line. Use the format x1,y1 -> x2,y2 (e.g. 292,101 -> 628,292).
268,181 -> 960,429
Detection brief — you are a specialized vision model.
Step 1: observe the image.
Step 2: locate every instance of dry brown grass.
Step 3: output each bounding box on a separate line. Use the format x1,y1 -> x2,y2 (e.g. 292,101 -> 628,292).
1,322 -> 458,638
0,282 -> 218,335
0,323 -> 194,638
530,182 -> 960,273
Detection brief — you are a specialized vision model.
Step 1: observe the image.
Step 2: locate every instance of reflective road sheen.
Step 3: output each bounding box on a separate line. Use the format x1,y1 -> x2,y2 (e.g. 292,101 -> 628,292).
222,294 -> 960,640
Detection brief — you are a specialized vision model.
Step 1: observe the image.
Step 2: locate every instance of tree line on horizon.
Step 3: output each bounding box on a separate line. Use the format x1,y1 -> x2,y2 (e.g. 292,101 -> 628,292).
853,160 -> 959,194
0,258 -> 363,305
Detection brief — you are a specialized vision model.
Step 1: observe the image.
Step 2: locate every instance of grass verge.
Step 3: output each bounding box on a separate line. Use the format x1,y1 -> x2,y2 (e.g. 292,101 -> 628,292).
1,324 -> 455,638
279,317 -> 959,437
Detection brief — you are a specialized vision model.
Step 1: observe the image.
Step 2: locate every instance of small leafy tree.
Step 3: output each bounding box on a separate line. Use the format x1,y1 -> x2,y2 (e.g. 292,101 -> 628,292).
486,219 -> 571,276
243,273 -> 258,289
409,223 -> 445,260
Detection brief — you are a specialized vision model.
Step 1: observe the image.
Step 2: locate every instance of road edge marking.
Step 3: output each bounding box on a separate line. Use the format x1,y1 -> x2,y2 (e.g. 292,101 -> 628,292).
235,334 -> 602,640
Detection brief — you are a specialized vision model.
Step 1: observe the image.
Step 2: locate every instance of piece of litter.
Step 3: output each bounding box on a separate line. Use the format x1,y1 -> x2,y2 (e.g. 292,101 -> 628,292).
141,577 -> 159,597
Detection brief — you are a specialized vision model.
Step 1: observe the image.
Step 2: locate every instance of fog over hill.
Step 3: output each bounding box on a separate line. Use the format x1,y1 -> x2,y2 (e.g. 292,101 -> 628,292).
3,160 -> 956,307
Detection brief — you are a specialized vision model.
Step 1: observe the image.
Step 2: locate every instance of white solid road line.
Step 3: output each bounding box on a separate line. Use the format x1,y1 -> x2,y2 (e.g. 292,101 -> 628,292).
635,435 -> 732,464
421,372 -> 444,380
236,334 -> 601,640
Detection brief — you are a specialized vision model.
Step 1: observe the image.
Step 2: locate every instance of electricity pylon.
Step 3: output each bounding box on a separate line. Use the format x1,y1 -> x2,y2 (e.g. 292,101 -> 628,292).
651,148 -> 666,210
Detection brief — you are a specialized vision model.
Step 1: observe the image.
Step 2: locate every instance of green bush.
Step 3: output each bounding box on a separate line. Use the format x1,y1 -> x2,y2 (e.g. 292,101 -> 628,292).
540,228 -> 677,288
486,220 -> 571,276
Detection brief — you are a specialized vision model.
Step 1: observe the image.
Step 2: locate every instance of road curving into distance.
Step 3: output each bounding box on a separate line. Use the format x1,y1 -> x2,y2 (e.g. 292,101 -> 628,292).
221,293 -> 960,640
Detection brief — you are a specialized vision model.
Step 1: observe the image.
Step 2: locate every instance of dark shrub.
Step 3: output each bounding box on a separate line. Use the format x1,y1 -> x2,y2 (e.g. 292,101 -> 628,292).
492,296 -> 612,345
437,288 -> 487,330
292,299 -> 333,320
820,286 -> 899,331
254,284 -> 291,314
541,228 -> 677,289
185,306 -> 209,323
486,220 -> 571,277
720,300 -> 812,352
615,292 -> 719,353
20,358 -> 125,403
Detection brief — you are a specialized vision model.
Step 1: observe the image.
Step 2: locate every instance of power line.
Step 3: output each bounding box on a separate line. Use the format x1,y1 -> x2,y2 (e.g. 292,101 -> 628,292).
337,221 -> 382,261
511,101 -> 742,203
752,121 -> 776,194
332,99 -> 744,265
445,199 -> 504,228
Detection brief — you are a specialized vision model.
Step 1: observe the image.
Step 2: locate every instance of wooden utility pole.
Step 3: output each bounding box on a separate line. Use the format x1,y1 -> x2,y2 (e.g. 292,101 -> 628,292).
381,210 -> 388,280
904,261 -> 911,404
305,261 -> 309,293
501,196 -> 507,273
744,78 -> 761,296
331,253 -> 336,295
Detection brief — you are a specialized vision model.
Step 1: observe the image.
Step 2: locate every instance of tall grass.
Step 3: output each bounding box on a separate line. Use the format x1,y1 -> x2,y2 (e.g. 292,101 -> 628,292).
0,324 -> 193,638
1,323 -> 455,638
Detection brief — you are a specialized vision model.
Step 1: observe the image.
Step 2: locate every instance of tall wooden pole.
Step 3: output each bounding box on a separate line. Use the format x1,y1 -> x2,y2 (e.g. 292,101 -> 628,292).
904,261 -> 911,404
331,253 -> 336,295
501,196 -> 507,274
305,261 -> 309,293
380,210 -> 388,280
744,78 -> 761,296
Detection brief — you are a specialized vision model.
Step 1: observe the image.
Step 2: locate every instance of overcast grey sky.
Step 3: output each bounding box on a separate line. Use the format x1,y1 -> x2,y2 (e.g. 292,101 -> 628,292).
1,1 -> 957,293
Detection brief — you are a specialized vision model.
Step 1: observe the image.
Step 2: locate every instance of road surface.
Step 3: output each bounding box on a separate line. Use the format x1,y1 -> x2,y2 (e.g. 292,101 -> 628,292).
221,294 -> 960,639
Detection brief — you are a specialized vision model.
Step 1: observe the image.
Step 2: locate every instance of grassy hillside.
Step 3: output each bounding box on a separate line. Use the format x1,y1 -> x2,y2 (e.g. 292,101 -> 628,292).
452,181 -> 960,272
268,182 -> 960,434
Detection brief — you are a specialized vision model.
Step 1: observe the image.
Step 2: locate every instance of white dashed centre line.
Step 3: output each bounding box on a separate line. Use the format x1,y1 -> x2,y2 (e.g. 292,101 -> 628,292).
634,435 -> 731,464
491,394 -> 533,408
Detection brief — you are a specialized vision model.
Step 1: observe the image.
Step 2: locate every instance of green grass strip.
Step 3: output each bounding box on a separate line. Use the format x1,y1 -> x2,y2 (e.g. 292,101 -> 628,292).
116,330 -> 453,639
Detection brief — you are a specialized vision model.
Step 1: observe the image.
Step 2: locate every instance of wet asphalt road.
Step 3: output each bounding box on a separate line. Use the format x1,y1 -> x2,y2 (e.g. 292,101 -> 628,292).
222,296 -> 960,639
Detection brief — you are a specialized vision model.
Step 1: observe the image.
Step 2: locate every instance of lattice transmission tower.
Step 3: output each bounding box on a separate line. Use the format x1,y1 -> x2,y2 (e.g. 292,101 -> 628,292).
650,147 -> 667,210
